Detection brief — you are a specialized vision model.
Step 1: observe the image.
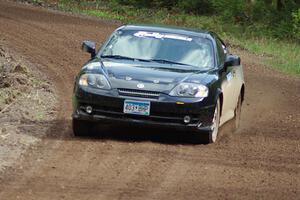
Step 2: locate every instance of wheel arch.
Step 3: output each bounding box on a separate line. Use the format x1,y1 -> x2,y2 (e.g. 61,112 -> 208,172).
215,88 -> 223,117
240,84 -> 245,104
219,92 -> 223,116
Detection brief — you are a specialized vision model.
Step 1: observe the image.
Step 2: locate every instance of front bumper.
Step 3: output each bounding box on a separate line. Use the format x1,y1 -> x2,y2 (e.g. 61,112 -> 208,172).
72,87 -> 215,131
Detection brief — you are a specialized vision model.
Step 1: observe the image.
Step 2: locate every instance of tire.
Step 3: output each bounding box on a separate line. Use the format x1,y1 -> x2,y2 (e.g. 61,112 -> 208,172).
72,119 -> 94,137
202,99 -> 221,144
233,94 -> 242,131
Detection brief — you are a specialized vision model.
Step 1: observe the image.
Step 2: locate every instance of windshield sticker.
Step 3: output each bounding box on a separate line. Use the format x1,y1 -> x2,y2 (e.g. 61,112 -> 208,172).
134,31 -> 192,42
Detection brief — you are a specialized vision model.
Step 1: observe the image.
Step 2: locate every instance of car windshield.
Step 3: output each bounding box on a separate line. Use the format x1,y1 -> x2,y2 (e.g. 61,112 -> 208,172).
100,30 -> 215,69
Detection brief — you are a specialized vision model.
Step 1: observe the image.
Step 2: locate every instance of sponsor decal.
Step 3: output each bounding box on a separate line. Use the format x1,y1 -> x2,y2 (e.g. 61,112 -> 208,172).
134,31 -> 192,42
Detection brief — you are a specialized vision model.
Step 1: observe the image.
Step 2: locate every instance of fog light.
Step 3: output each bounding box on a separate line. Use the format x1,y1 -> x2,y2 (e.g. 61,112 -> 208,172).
86,106 -> 93,114
183,115 -> 191,124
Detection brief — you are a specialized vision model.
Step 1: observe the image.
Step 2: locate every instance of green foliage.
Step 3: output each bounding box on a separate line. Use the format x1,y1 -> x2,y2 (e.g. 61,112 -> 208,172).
177,0 -> 213,14
112,0 -> 176,8
212,0 -> 245,20
292,9 -> 300,40
52,0 -> 300,75
100,0 -> 300,40
116,0 -> 152,8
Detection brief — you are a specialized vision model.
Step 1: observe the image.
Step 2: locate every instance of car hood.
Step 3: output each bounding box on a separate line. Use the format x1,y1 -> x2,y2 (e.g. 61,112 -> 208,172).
91,60 -> 212,93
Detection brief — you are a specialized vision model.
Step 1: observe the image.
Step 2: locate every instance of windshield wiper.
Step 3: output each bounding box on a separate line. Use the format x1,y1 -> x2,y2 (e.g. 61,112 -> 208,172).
101,55 -> 195,68
149,59 -> 189,66
101,55 -> 135,60
101,55 -> 151,62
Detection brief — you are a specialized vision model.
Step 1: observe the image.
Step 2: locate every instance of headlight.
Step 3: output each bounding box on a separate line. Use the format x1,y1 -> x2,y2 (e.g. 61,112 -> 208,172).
79,74 -> 111,90
169,83 -> 209,98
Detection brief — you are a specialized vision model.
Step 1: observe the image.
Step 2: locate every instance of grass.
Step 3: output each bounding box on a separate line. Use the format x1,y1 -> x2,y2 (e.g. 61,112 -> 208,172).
42,0 -> 300,75
232,37 -> 300,75
0,88 -> 21,110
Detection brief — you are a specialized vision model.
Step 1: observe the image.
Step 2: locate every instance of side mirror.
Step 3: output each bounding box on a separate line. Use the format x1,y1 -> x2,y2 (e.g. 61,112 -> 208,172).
225,54 -> 241,67
82,41 -> 96,58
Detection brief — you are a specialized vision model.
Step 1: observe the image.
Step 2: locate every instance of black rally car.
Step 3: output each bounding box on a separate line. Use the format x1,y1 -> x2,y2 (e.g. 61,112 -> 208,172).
72,25 -> 245,143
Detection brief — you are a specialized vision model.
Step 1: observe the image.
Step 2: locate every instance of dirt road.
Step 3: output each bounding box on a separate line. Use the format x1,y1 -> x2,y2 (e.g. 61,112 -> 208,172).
0,1 -> 299,199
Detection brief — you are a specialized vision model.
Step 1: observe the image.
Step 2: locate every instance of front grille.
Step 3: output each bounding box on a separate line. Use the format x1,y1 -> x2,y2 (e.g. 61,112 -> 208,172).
118,88 -> 160,99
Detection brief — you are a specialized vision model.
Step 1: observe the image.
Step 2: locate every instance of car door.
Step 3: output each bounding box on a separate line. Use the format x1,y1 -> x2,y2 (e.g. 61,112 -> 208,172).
219,38 -> 244,113
215,39 -> 237,125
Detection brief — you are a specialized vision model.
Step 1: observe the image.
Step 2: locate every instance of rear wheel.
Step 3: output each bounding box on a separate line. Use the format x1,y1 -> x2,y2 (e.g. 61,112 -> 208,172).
72,119 -> 94,137
203,99 -> 220,144
233,94 -> 242,131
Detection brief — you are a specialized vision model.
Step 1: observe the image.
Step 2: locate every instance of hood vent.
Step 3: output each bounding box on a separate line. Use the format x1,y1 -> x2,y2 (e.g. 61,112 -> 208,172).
118,88 -> 160,99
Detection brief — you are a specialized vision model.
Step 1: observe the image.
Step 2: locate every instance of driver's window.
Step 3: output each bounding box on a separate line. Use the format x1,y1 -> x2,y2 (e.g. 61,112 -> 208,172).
216,39 -> 225,64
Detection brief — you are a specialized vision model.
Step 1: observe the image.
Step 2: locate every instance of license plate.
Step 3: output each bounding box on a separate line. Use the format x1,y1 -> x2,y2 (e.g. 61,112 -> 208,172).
123,100 -> 150,116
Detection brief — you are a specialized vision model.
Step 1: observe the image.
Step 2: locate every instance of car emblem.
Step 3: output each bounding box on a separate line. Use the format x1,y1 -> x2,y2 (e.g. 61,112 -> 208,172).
125,76 -> 132,81
137,83 -> 144,89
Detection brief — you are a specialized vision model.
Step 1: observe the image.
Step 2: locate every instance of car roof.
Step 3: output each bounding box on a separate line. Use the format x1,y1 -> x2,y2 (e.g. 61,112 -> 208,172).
118,24 -> 214,39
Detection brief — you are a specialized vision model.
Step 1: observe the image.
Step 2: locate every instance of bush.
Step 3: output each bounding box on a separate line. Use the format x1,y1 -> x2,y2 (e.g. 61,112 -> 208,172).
212,0 -> 245,20
177,0 -> 213,14
74,0 -> 300,41
292,9 -> 300,40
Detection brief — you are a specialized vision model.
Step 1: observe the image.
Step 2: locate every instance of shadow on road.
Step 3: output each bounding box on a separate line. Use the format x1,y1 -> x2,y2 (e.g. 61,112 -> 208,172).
91,124 -> 204,145
31,118 -> 236,145
16,112 -> 237,145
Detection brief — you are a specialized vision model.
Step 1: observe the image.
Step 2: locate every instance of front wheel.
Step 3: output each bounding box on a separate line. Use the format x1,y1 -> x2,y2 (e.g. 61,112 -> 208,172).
202,99 -> 221,144
72,119 -> 94,137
